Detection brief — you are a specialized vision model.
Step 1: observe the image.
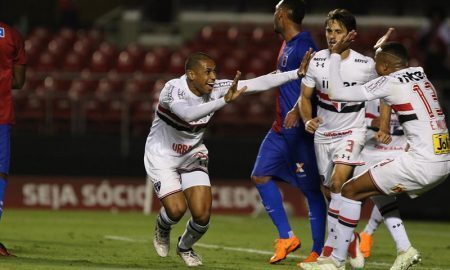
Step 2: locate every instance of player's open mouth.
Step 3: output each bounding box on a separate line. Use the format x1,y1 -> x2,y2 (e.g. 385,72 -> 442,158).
207,82 -> 214,89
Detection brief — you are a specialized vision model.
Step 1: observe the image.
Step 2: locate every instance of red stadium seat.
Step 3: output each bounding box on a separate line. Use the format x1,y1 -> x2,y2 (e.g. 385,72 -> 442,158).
141,51 -> 164,74
98,41 -> 118,59
167,52 -> 185,75
89,51 -> 111,73
62,50 -> 85,72
72,37 -> 94,63
36,51 -> 57,71
115,51 -> 137,73
47,36 -> 69,59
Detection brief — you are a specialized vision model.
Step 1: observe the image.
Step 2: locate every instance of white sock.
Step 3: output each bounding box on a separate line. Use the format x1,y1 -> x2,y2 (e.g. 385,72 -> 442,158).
324,192 -> 342,249
157,207 -> 177,230
333,197 -> 361,263
178,218 -> 209,250
372,196 -> 411,253
363,206 -> 383,235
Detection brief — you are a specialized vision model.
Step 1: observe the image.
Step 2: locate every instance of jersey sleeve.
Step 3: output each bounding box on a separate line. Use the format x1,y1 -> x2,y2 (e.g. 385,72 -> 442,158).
302,61 -> 316,88
11,27 -> 27,65
238,70 -> 299,94
160,83 -> 227,122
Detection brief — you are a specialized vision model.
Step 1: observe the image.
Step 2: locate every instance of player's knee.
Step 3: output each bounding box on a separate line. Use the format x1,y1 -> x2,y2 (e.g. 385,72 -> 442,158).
191,209 -> 211,226
341,181 -> 358,200
251,175 -> 270,185
165,202 -> 187,221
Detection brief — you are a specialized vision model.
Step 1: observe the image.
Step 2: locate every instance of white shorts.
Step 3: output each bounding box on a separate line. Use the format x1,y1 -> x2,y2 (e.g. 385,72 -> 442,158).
354,134 -> 408,176
315,133 -> 365,187
144,144 -> 211,199
368,152 -> 450,198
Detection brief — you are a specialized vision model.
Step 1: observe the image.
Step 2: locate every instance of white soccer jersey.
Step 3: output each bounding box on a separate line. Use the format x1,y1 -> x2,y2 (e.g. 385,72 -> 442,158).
145,75 -> 230,157
330,63 -> 450,162
361,67 -> 450,161
302,49 -> 378,143
364,99 -> 407,151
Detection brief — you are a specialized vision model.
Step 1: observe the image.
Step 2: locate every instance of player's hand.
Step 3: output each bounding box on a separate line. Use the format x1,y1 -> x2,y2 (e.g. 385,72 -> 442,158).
331,30 -> 357,54
298,47 -> 314,78
374,27 -> 395,50
284,109 -> 300,129
375,130 -> 392,144
304,117 -> 323,134
224,71 -> 247,103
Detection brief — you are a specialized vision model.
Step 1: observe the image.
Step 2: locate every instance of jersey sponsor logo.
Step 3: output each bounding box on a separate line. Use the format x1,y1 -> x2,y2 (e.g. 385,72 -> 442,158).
396,71 -> 425,83
432,133 -> 450,155
365,76 -> 388,93
172,143 -> 194,155
323,130 -> 353,137
313,57 -> 326,61
354,58 -> 368,63
0,27 -> 4,38
154,181 -> 161,193
216,81 -> 233,87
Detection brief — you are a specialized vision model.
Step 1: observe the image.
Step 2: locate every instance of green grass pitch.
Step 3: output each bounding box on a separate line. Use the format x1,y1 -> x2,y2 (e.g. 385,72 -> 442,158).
0,210 -> 449,269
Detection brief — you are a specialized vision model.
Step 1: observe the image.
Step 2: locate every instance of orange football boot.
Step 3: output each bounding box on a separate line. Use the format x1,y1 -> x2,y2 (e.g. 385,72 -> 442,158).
269,236 -> 301,264
359,232 -> 373,258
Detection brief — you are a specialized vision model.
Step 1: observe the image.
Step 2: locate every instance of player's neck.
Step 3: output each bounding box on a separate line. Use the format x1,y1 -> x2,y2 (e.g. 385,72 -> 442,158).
282,25 -> 301,42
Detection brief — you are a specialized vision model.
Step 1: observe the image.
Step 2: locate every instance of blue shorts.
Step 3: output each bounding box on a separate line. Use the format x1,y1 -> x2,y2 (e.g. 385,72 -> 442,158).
251,129 -> 320,190
0,125 -> 11,174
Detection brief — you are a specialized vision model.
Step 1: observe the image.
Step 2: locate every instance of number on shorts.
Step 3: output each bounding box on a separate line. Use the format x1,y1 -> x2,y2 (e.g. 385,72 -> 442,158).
345,140 -> 354,152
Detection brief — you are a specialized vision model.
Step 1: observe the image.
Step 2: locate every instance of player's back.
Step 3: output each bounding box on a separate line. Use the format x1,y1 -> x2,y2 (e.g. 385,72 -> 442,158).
381,67 -> 450,161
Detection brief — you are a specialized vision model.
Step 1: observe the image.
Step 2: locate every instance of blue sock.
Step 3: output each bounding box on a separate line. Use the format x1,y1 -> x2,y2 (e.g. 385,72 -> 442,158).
302,188 -> 327,254
256,180 -> 292,238
0,178 -> 6,220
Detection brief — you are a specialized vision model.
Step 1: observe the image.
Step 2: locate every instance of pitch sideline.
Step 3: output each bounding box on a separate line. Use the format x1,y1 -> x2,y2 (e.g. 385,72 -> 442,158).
104,235 -> 444,270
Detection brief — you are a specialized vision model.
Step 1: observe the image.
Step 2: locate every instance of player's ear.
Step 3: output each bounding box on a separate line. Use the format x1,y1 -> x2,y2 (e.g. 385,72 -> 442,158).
186,69 -> 195,80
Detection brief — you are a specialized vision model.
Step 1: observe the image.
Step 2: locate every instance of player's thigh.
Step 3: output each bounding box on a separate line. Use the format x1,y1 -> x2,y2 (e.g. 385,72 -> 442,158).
341,171 -> 382,201
0,124 -> 11,177
315,142 -> 334,188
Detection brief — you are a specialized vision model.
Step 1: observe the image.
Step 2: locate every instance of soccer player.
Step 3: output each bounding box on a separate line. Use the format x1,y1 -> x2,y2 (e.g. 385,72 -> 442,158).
356,99 -> 412,259
250,0 -> 327,264
146,52 -> 306,267
297,9 -> 381,269
0,21 -> 27,257
314,32 -> 450,270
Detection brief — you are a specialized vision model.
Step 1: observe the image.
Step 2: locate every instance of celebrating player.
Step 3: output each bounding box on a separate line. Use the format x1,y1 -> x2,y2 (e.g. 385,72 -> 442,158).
251,0 -> 327,264
0,21 -> 27,256
296,9 -> 384,269
314,31 -> 450,270
146,52 -> 306,267
356,99 -> 412,259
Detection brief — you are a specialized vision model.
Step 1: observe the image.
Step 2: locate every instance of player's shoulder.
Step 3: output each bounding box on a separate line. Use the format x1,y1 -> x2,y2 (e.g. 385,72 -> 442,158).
350,50 -> 375,65
312,49 -> 329,60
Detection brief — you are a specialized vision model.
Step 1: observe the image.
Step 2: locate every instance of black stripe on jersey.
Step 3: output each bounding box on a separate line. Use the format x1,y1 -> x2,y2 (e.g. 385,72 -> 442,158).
157,111 -> 207,132
327,211 -> 338,219
398,114 -> 418,124
318,101 -> 365,113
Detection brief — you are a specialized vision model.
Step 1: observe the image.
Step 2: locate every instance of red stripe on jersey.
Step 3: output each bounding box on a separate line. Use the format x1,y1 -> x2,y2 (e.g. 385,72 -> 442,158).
316,90 -> 331,101
365,113 -> 377,119
328,208 -> 339,215
391,103 -> 413,112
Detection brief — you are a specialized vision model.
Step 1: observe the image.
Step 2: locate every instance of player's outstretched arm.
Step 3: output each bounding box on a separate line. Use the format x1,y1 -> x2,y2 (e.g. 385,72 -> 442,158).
224,71 -> 247,103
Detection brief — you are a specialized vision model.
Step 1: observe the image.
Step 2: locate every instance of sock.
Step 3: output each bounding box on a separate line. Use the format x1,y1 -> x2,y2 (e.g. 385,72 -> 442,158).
324,192 -> 341,251
157,207 -> 177,231
302,188 -> 327,254
373,196 -> 411,253
333,197 -> 361,263
0,178 -> 6,220
256,180 -> 292,239
178,218 -> 209,250
363,205 -> 383,235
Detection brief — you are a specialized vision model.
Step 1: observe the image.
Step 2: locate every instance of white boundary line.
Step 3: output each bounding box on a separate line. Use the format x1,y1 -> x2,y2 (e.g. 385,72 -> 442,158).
104,235 -> 445,270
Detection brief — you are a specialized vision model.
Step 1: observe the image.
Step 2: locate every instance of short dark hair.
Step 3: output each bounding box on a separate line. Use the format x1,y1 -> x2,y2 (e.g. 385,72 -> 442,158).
185,52 -> 213,71
278,0 -> 307,25
380,42 -> 408,62
325,9 -> 356,32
